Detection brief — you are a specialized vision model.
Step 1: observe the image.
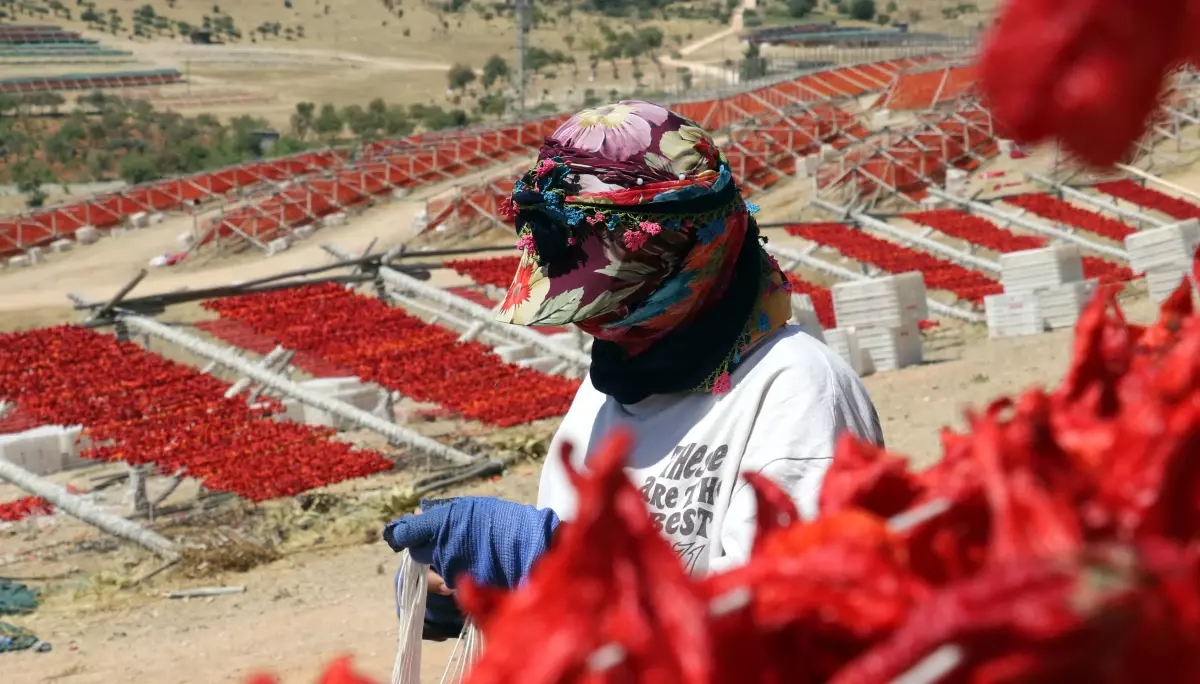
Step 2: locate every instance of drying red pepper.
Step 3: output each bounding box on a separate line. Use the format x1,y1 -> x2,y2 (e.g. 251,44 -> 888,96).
978,0 -> 1191,166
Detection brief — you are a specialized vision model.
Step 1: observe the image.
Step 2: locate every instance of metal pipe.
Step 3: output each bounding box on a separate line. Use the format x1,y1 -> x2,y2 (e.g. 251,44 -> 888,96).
123,316 -> 477,466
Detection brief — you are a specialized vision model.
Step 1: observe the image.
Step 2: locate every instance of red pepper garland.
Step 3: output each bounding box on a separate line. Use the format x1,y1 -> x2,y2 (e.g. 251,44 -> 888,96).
978,0 -> 1194,166
252,249 -> 1200,683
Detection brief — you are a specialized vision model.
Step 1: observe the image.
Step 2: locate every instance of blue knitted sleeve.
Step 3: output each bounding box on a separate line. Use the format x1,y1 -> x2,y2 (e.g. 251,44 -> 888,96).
384,496 -> 560,638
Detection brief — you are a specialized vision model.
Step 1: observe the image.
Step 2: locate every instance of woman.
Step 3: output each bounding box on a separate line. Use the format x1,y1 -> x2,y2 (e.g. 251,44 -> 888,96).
385,100 -> 883,630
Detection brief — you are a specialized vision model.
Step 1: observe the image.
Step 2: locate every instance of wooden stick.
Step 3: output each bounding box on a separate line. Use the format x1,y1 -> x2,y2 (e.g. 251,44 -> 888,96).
164,585 -> 245,599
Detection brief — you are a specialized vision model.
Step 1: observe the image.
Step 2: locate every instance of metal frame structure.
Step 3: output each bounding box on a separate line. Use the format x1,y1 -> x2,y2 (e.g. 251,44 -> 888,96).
878,63 -> 976,111
815,96 -> 998,211
0,25 -> 96,44
0,56 -> 945,258
0,150 -> 348,256
202,57 -> 943,251
0,68 -> 183,93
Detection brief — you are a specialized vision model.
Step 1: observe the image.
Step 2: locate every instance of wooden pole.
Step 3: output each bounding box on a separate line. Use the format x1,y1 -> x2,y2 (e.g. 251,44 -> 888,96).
0,458 -> 179,561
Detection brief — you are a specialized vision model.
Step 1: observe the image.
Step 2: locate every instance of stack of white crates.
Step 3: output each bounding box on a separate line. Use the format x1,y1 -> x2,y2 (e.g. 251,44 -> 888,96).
993,245 -> 1097,334
1125,219 -> 1200,303
828,272 -> 927,374
823,328 -> 868,376
788,293 -> 825,343
984,293 -> 1043,338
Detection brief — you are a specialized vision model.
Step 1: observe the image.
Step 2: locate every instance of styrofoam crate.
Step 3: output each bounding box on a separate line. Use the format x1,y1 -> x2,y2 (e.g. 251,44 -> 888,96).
1035,279 -> 1098,330
75,226 -> 100,245
789,293 -> 826,343
1000,245 -> 1085,295
1146,265 -> 1198,304
1125,220 -> 1200,274
831,272 -> 927,329
824,327 -> 870,377
855,322 -> 923,372
985,292 -> 1043,338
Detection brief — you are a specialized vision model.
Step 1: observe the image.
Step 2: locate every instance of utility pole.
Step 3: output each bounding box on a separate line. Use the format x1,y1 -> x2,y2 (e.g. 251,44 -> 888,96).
515,0 -> 528,119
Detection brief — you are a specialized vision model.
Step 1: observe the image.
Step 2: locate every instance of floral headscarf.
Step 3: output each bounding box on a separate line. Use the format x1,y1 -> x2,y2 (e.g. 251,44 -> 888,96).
496,100 -> 792,397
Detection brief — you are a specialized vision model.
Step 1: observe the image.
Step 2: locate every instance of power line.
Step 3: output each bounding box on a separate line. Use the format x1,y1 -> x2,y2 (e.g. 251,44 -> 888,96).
515,0 -> 527,118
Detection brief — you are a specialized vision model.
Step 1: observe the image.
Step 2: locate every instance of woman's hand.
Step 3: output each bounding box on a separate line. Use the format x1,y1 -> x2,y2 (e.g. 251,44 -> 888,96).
383,496 -> 561,590
427,568 -> 454,596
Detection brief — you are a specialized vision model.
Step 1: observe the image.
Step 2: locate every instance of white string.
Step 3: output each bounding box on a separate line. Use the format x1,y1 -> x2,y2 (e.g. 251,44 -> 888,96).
391,551 -> 486,684
391,550 -> 428,684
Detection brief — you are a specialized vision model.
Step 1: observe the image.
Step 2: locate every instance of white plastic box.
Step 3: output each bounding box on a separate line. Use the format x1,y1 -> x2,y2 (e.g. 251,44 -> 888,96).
788,293 -> 826,343
1125,219 -> 1200,275
824,327 -> 871,377
831,272 -> 928,329
1146,265 -> 1199,304
854,322 -> 923,373
999,245 -> 1085,295
985,292 -> 1043,338
1035,279 -> 1098,329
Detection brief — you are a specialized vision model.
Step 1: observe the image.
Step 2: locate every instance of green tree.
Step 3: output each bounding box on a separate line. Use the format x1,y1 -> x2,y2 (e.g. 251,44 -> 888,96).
481,55 -> 510,90
342,104 -> 377,137
0,94 -> 20,117
885,0 -> 898,10
787,0 -> 815,17
12,159 -> 52,207
850,0 -> 876,20
367,97 -> 388,126
314,103 -> 343,139
119,152 -> 159,184
45,131 -> 79,164
477,92 -> 507,119
739,43 -> 768,82
447,63 -> 477,91
381,105 -> 412,136
291,101 -> 315,139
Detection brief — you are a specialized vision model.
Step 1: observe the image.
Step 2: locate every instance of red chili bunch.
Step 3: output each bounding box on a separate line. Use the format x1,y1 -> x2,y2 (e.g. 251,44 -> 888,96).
978,0 -> 1194,166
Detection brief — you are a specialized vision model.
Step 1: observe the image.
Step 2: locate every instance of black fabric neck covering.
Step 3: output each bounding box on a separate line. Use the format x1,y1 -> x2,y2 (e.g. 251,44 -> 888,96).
588,222 -> 764,405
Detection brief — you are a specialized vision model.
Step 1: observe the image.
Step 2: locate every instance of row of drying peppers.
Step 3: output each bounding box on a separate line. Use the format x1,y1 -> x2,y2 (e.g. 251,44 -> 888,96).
904,209 -> 1135,284
261,251 -> 1200,683
1001,194 -> 1136,242
193,318 -> 356,379
785,222 -> 1004,304
0,326 -> 393,502
1097,180 -> 1200,222
203,283 -> 581,428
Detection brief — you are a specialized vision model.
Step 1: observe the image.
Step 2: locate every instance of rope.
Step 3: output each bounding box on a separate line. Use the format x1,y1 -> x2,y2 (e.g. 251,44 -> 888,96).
391,550 -> 428,684
391,552 -> 484,684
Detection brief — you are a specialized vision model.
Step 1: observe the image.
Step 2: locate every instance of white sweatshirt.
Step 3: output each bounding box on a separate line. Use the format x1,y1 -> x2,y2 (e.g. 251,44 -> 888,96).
536,325 -> 884,576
